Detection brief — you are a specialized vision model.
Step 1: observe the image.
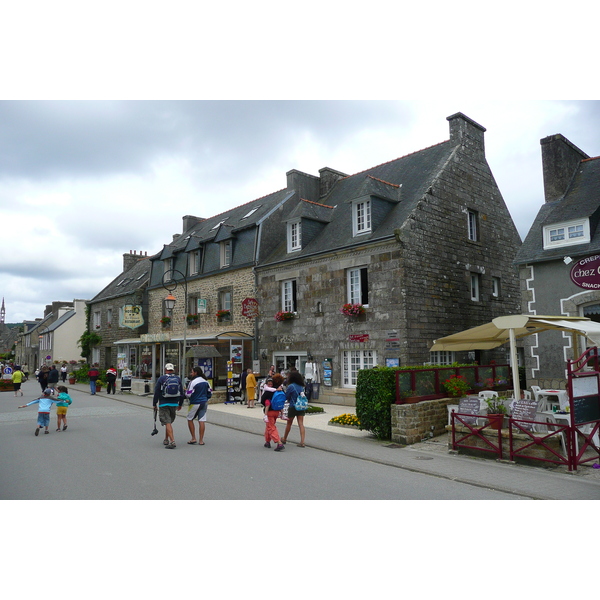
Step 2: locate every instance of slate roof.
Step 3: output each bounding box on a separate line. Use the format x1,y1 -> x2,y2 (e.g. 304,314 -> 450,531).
515,156 -> 600,265
262,140 -> 456,264
90,255 -> 152,303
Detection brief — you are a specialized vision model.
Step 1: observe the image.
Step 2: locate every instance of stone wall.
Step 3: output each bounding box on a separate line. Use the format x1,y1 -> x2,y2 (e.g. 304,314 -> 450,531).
391,398 -> 455,445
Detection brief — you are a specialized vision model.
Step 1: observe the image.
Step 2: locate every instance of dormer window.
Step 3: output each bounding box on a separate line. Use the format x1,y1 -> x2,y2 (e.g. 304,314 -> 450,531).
287,220 -> 302,252
543,218 -> 590,249
220,240 -> 231,268
189,249 -> 202,275
353,199 -> 371,236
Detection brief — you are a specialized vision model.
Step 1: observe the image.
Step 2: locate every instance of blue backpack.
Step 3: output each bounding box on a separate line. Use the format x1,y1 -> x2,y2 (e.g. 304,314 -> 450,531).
270,390 -> 286,411
161,375 -> 181,398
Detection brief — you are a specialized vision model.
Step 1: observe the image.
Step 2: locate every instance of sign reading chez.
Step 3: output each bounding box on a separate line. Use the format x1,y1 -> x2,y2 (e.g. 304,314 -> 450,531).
241,297 -> 259,318
570,255 -> 600,290
120,305 -> 145,329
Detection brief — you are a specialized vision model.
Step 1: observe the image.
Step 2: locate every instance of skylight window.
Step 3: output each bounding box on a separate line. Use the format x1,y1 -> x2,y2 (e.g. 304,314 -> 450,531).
211,219 -> 228,230
241,207 -> 260,219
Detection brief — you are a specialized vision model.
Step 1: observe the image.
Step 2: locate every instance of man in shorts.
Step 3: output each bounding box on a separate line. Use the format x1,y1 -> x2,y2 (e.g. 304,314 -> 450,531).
185,366 -> 212,445
152,363 -> 184,449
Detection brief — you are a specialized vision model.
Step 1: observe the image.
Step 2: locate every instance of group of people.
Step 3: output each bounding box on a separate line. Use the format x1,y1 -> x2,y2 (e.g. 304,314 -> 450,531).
152,363 -> 308,451
17,386 -> 73,435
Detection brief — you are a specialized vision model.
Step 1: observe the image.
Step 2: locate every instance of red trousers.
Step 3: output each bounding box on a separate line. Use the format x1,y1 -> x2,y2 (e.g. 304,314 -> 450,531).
264,410 -> 281,443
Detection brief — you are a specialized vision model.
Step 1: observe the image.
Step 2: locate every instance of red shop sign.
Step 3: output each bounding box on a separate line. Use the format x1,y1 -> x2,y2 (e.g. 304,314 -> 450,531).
570,255 -> 600,290
349,334 -> 369,342
241,297 -> 259,318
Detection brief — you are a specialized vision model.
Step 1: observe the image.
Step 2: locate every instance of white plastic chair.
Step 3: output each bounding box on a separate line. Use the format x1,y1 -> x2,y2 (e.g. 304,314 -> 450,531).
530,385 -> 541,401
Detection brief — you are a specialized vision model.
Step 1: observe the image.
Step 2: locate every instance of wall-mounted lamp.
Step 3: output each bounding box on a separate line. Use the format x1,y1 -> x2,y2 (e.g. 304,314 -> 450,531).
564,256 -> 573,265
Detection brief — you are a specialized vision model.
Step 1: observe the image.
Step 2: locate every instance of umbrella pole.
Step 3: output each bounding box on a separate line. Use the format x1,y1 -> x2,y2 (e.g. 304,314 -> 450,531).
509,328 -> 521,401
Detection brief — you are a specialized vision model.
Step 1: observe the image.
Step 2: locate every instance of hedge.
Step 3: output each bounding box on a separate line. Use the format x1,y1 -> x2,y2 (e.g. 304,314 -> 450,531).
355,367 -> 397,440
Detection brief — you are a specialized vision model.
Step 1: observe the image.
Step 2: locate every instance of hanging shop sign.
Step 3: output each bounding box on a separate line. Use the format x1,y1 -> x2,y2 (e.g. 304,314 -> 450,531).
349,334 -> 369,342
120,304 -> 145,329
570,255 -> 600,290
241,297 -> 259,318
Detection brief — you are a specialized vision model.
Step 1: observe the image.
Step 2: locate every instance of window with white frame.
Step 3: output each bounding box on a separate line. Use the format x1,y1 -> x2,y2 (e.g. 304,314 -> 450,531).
347,267 -> 369,306
92,347 -> 100,365
219,290 -> 232,316
492,276 -> 501,298
353,199 -> 371,236
467,209 -> 478,241
429,351 -> 455,365
189,250 -> 202,275
342,350 -> 375,387
93,311 -> 101,329
107,308 -> 112,325
543,219 -> 590,249
163,258 -> 173,281
220,241 -> 231,268
281,279 -> 297,313
470,273 -> 480,301
287,220 -> 302,252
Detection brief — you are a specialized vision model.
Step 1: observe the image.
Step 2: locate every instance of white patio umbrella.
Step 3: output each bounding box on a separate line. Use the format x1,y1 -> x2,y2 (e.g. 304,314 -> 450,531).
430,315 -> 600,401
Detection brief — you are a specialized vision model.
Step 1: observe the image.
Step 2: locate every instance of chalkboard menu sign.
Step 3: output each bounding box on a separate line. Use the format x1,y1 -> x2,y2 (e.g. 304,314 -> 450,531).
573,395 -> 600,425
457,396 -> 481,425
510,398 -> 538,431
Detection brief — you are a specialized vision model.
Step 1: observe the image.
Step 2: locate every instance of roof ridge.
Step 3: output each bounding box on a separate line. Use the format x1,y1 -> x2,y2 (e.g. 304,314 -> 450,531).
300,198 -> 334,209
581,156 -> 600,163
340,139 -> 449,181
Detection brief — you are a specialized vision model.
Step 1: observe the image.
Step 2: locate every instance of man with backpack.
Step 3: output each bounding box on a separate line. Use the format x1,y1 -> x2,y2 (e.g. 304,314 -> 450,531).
153,363 -> 184,449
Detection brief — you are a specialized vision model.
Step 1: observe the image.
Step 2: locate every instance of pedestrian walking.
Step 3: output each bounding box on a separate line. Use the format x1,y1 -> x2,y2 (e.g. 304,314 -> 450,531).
261,374 -> 285,451
106,366 -> 117,394
60,363 -> 68,383
281,370 -> 307,447
245,368 -> 257,409
185,366 -> 212,445
47,365 -> 59,394
12,366 -> 25,397
87,364 -> 99,394
18,388 -> 61,436
55,385 -> 72,431
152,363 -> 184,449
37,365 -> 49,392
22,363 -> 29,381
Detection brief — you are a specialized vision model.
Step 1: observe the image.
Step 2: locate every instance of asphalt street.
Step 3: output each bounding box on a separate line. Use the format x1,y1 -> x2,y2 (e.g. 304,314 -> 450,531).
2,379 -> 600,500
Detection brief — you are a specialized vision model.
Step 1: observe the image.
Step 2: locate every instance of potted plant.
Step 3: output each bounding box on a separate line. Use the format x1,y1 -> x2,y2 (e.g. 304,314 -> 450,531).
484,397 -> 507,430
68,373 -> 76,385
95,379 -> 105,393
340,303 -> 366,317
442,374 -> 470,398
216,309 -> 231,321
187,313 -> 199,325
160,316 -> 171,327
274,310 -> 295,321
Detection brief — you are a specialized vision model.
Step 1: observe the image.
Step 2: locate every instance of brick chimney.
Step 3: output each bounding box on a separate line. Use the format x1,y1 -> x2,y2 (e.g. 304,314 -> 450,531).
447,112 -> 486,154
319,167 -> 347,198
540,134 -> 589,203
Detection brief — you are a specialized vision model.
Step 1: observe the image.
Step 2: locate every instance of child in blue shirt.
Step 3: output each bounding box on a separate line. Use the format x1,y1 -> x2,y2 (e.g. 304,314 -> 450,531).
18,388 -> 62,435
55,385 -> 73,431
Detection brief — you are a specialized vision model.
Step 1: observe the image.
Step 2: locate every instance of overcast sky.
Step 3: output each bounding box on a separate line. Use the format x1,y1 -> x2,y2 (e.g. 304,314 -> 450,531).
2,99 -> 600,322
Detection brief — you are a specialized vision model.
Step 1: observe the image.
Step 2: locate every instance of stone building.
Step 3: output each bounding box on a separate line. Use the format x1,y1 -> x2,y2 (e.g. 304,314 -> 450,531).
145,182 -> 309,386
515,133 -> 600,388
86,251 -> 151,374
255,112 -> 522,404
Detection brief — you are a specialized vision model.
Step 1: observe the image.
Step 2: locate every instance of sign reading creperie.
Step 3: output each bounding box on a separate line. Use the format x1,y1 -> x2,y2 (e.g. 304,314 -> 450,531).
571,255 -> 600,290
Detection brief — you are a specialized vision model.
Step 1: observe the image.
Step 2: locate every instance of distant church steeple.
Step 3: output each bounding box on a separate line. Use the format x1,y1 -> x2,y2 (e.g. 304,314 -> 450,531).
1,298 -> 5,324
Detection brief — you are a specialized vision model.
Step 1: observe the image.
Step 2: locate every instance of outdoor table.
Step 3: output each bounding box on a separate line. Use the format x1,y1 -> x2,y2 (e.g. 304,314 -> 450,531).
537,389 -> 568,411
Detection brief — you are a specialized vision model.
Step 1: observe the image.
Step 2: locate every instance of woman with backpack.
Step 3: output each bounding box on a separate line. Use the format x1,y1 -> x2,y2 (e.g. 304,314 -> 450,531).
261,373 -> 285,451
281,370 -> 307,448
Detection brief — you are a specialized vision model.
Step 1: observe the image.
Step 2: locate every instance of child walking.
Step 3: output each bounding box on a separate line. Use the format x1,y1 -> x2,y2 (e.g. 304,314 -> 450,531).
18,388 -> 61,436
55,385 -> 72,431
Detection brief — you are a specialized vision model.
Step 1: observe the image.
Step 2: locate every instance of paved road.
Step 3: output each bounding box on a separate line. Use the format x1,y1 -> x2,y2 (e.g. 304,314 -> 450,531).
1,382 -> 530,500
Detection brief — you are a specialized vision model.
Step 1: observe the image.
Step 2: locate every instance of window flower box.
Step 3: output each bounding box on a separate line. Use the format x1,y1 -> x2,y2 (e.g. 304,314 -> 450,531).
160,316 -> 171,327
186,313 -> 199,326
275,310 -> 295,322
216,310 -> 231,321
340,303 -> 366,317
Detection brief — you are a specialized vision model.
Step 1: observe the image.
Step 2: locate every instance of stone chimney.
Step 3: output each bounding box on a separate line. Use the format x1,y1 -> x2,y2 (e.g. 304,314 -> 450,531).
286,169 -> 320,202
540,133 -> 589,203
319,167 -> 348,198
182,215 -> 206,232
447,112 -> 486,154
123,251 -> 146,272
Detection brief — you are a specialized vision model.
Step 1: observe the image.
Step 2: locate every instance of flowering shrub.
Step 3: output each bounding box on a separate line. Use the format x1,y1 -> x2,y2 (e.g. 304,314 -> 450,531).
216,310 -> 230,319
442,375 -> 470,398
340,303 -> 365,316
274,310 -> 295,321
160,316 -> 171,325
187,313 -> 199,324
329,413 -> 361,427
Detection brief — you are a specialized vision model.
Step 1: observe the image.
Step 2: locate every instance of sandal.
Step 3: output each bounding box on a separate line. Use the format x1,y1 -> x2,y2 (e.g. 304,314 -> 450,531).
187,441 -> 197,445
297,443 -> 306,448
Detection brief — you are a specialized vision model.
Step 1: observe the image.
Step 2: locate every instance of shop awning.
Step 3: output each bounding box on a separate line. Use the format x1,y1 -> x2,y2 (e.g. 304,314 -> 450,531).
184,345 -> 222,359
114,338 -> 142,345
